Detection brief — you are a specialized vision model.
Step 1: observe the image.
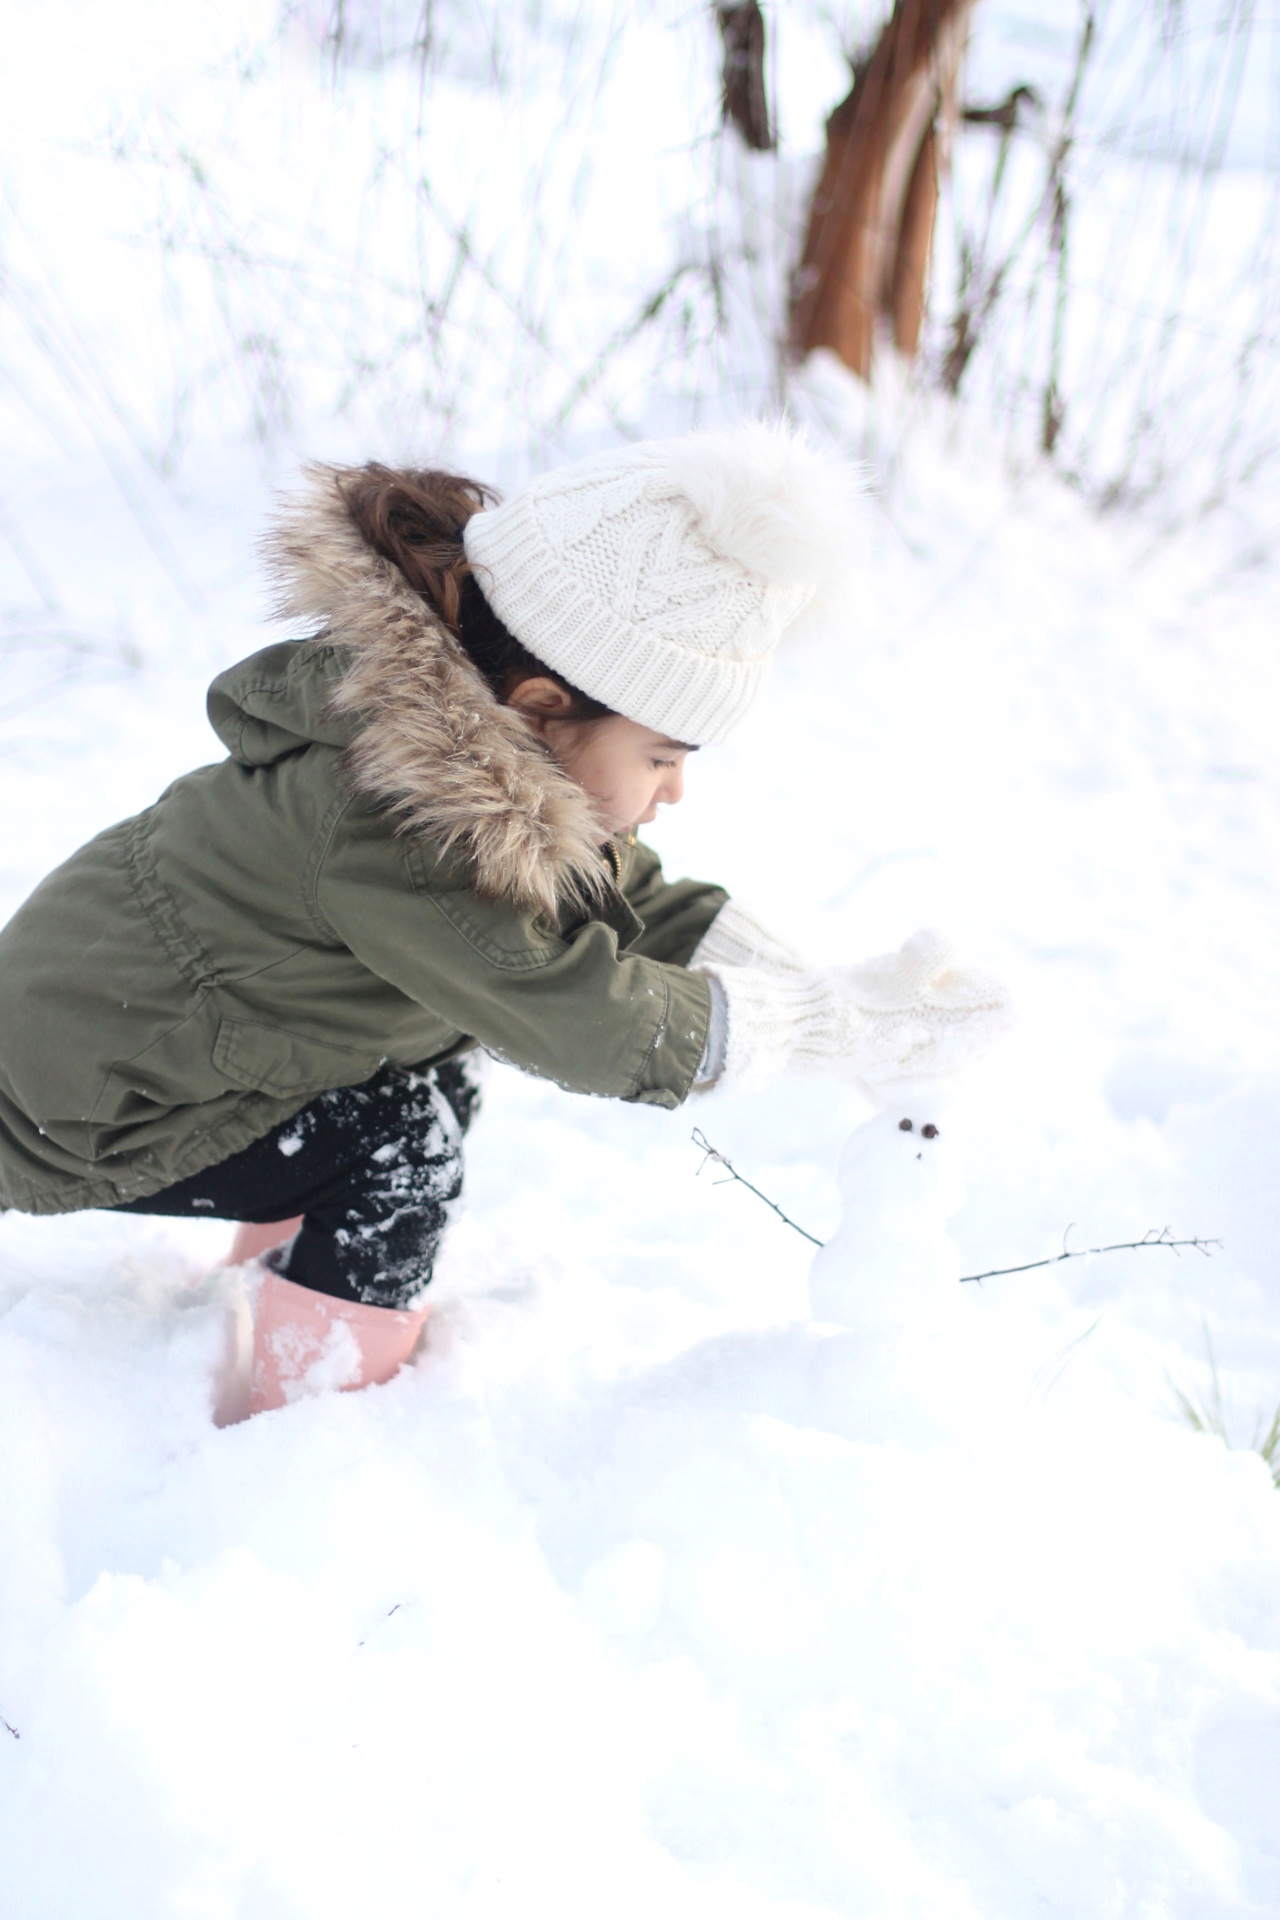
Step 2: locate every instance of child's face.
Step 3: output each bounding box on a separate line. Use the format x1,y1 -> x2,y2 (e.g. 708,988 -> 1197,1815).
507,678 -> 693,838
547,712 -> 691,837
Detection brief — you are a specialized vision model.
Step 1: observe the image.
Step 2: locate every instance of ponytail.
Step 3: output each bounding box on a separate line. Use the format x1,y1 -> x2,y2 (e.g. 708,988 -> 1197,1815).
336,462 -> 488,633
336,461 -> 612,722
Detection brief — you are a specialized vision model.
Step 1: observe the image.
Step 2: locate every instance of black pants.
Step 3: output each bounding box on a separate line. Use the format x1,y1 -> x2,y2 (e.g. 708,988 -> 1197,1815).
115,1058 -> 480,1309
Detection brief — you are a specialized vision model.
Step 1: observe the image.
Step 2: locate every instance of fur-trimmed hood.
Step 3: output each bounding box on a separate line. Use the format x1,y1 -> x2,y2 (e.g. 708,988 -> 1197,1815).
262,465 -> 611,920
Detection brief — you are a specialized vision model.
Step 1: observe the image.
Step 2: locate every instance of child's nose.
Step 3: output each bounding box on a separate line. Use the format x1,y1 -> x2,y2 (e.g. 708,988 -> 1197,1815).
660,764 -> 684,805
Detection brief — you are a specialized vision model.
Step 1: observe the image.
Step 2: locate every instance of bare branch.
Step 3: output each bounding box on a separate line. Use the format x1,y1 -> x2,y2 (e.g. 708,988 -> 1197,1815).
691,1129 -> 823,1247
689,1135 -> 1221,1292
961,1226 -> 1221,1284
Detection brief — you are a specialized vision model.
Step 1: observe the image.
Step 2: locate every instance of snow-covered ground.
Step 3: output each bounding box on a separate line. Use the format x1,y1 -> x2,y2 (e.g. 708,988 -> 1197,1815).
3,378 -> 1279,1917
4,2 -> 1280,1914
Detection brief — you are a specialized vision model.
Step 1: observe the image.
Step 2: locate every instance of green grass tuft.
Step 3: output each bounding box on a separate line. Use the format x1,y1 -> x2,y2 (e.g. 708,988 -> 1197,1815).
1170,1324 -> 1280,1490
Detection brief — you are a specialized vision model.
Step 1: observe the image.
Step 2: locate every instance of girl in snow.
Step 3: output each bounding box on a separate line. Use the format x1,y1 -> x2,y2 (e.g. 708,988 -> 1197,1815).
0,427 -> 1009,1417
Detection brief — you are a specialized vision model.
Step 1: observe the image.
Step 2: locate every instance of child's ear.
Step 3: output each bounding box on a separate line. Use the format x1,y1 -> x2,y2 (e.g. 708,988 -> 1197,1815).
505,675 -> 576,731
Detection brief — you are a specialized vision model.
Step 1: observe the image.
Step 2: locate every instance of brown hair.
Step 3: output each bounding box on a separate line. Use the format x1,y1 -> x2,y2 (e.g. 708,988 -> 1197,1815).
336,462 -> 612,720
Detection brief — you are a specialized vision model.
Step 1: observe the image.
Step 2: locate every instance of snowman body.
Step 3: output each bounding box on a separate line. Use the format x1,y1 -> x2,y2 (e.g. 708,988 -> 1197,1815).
806,1105 -> 1021,1442
809,1108 -> 966,1334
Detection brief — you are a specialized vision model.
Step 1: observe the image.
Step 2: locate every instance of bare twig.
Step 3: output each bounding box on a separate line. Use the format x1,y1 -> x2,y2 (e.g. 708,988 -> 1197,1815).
691,1129 -> 823,1247
961,1225 -> 1220,1284
1040,1 -> 1096,457
689,1135 -> 1221,1294
1,1710 -> 18,1740
356,1602 -> 402,1651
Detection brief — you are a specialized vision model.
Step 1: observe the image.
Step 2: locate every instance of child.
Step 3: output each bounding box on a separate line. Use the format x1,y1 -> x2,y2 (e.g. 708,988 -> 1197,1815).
0,425 -> 1009,1415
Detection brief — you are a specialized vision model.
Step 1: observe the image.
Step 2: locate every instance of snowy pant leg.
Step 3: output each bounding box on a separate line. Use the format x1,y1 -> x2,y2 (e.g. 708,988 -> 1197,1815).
114,1057 -> 480,1308
274,1061 -> 478,1307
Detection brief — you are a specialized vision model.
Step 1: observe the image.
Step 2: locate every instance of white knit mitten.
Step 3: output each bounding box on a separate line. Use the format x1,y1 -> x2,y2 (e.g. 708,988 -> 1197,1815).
690,900 -> 806,975
695,928 -> 1011,1091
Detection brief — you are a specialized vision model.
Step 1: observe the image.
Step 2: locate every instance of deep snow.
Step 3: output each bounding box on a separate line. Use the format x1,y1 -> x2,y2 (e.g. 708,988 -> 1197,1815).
3,1 -> 1280,1913
2,382 -> 1279,1917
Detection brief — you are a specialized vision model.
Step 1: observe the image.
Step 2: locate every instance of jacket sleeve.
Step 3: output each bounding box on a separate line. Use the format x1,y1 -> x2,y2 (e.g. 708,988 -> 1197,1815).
618,840 -> 729,967
313,802 -> 713,1109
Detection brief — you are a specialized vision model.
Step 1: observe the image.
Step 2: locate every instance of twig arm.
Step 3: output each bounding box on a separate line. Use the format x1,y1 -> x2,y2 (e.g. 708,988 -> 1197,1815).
686,1133 -> 1221,1283
960,1229 -> 1221,1283
692,1129 -> 824,1248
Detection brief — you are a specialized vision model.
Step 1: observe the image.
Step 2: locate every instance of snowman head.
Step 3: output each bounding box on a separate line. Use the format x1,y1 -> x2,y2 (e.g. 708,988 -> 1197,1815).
835,1108 -> 966,1225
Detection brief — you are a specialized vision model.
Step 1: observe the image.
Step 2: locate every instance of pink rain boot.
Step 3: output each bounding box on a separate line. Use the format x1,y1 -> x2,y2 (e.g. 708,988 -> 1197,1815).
206,1220 -> 305,1425
247,1269 -> 430,1417
228,1217 -> 303,1265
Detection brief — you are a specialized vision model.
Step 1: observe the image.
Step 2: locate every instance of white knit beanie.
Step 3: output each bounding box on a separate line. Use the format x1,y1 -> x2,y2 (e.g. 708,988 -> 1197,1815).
462,422 -> 862,745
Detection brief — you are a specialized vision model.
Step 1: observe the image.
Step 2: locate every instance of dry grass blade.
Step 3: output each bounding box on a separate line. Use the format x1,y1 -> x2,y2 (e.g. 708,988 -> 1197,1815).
1251,1403 -> 1280,1490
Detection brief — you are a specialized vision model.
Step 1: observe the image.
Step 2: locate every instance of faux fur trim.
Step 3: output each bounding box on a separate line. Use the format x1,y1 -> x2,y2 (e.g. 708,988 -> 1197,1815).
264,464 -> 611,919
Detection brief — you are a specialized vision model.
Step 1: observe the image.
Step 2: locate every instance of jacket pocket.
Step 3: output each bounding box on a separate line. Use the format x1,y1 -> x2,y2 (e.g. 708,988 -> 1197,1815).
212,1017 -> 384,1098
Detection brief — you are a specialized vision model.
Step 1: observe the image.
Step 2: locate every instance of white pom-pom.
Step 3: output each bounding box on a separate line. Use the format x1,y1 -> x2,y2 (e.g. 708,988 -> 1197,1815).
662,420 -> 868,591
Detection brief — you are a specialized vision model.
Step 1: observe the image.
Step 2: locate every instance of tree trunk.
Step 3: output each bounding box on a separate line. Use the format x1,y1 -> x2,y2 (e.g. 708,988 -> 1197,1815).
790,0 -> 976,379
717,2 -> 774,152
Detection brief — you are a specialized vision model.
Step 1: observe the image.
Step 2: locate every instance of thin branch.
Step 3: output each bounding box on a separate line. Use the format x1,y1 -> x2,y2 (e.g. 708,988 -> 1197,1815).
961,1225 -> 1221,1284
691,1129 -> 823,1248
1,1710 -> 18,1740
689,1135 -> 1221,1292
356,1602 -> 401,1650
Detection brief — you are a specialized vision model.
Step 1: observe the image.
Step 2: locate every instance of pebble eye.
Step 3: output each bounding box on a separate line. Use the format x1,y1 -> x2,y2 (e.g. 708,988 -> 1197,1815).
899,1117 -> 914,1132
921,1123 -> 939,1139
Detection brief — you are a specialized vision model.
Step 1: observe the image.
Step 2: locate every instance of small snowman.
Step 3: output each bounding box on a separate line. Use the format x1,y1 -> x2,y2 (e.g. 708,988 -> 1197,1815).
804,1091 -> 981,1444
808,1091 -> 966,1334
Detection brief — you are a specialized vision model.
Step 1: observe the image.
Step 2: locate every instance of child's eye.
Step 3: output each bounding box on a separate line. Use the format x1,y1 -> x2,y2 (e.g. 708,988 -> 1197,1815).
652,757 -> 677,769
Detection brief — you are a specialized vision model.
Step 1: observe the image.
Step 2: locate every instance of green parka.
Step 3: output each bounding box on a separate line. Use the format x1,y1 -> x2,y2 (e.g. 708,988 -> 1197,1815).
0,480 -> 725,1215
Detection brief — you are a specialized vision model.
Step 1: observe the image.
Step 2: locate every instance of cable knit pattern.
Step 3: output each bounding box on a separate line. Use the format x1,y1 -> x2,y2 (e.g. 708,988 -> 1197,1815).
700,930 -> 1013,1091
463,424 -> 865,744
689,899 -> 806,974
